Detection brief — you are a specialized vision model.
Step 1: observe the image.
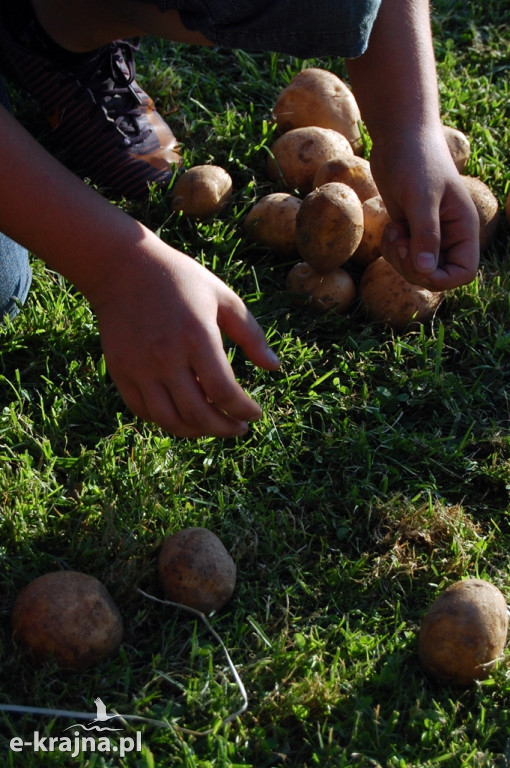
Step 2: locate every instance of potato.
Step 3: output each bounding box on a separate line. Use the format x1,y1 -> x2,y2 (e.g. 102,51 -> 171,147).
243,192 -> 301,256
273,68 -> 362,153
158,527 -> 236,614
295,182 -> 364,273
351,195 -> 391,267
12,571 -> 123,670
462,175 -> 500,250
360,257 -> 444,330
286,262 -> 356,313
267,126 -> 353,194
171,165 -> 233,219
313,155 -> 378,203
418,579 -> 508,686
443,125 -> 471,173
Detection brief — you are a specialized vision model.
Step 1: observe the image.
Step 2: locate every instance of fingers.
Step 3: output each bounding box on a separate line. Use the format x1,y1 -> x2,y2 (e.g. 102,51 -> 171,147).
145,375 -> 255,439
218,293 -> 281,371
96,237 -> 281,437
381,184 -> 480,292
116,372 -> 255,439
160,295 -> 278,435
382,219 -> 441,288
110,310 -> 272,438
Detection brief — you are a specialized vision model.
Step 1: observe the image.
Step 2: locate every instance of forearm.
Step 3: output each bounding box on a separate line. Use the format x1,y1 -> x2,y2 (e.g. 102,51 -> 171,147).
347,0 -> 442,143
0,104 -> 149,305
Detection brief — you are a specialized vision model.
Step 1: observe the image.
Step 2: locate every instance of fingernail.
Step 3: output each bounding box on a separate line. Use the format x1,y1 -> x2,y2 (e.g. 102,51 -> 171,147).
387,226 -> 399,243
266,349 -> 281,367
397,246 -> 408,260
416,252 -> 436,272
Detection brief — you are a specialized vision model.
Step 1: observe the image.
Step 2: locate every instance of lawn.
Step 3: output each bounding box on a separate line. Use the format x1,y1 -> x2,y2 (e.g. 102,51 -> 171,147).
1,0 -> 510,766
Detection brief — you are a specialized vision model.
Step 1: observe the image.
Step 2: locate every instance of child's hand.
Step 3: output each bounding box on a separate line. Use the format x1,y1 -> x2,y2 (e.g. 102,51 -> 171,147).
0,107 -> 279,439
92,233 -> 280,438
368,128 -> 479,293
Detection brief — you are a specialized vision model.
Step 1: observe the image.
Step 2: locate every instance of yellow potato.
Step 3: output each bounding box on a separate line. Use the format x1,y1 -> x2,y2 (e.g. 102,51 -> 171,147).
286,262 -> 356,313
295,182 -> 364,272
360,257 -> 444,330
443,125 -> 471,173
462,175 -> 500,250
158,527 -> 236,614
12,571 -> 123,670
418,579 -> 508,686
267,126 -> 353,194
171,165 -> 233,219
351,195 -> 391,267
243,192 -> 301,256
313,155 -> 378,203
273,68 -> 362,152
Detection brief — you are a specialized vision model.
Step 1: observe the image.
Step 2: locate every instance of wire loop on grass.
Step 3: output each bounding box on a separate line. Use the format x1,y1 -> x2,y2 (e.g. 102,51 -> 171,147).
0,589 -> 248,737
137,588 -> 248,735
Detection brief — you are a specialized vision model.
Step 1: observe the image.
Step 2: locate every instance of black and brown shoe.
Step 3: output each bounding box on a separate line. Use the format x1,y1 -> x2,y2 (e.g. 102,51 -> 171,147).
0,13 -> 182,200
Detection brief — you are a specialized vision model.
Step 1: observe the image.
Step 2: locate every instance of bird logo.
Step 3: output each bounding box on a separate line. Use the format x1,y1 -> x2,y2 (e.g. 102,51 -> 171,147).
92,698 -> 109,723
63,698 -> 123,732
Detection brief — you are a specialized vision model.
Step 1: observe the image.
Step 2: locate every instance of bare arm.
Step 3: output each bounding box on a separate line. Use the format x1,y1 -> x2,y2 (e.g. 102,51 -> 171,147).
347,0 -> 479,290
0,105 -> 279,437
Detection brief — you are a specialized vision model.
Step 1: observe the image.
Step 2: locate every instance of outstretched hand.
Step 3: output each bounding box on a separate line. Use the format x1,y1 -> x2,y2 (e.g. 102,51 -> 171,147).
370,128 -> 480,292
0,104 -> 279,439
92,232 -> 280,438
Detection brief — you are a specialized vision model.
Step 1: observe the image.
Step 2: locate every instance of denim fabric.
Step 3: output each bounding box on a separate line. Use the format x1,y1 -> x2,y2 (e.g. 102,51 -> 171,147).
0,76 -> 32,319
135,0 -> 381,58
0,231 -> 32,320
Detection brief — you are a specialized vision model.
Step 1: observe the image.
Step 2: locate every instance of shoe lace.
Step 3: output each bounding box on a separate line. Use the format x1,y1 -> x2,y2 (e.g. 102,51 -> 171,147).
75,38 -> 152,146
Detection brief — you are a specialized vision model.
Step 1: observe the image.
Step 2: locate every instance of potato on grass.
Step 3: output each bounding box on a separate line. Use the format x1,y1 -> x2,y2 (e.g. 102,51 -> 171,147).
443,125 -> 471,173
272,67 -> 363,152
418,579 -> 508,686
286,262 -> 356,313
351,195 -> 391,267
243,192 -> 301,256
462,175 -> 500,250
360,257 -> 444,330
267,126 -> 353,194
313,155 -> 378,203
158,527 -> 236,614
295,182 -> 364,272
12,571 -> 123,670
171,165 -> 233,219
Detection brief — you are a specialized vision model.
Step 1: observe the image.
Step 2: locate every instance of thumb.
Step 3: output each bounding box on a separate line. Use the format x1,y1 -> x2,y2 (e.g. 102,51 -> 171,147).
218,294 -> 281,371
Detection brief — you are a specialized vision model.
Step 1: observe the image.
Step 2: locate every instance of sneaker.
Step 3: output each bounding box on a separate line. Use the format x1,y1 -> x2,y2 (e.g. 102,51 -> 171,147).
0,14 -> 182,200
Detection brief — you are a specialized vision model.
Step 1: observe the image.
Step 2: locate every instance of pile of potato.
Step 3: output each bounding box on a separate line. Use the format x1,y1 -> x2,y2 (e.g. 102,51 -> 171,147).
242,68 -> 501,330
166,67 -> 504,330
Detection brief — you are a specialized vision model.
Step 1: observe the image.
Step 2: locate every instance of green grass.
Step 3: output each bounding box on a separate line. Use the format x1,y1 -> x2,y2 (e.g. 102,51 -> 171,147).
1,0 -> 510,765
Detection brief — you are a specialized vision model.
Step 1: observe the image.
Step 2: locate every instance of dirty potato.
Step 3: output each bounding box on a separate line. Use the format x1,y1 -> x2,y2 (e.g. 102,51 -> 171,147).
273,68 -> 363,152
295,182 -> 364,272
267,126 -> 353,194
418,579 -> 508,686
